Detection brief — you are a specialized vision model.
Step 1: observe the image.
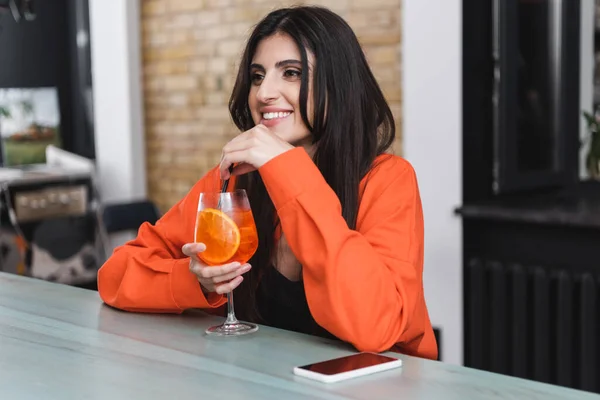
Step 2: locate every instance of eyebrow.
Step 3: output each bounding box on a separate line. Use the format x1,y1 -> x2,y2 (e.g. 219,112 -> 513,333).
250,59 -> 302,71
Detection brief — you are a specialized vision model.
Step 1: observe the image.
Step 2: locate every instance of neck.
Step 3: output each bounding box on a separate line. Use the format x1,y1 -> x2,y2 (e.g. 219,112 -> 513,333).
302,144 -> 316,159
296,137 -> 316,159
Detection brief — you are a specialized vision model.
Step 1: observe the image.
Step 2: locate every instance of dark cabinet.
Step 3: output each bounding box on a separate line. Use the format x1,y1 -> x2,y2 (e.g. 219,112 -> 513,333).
461,0 -> 600,394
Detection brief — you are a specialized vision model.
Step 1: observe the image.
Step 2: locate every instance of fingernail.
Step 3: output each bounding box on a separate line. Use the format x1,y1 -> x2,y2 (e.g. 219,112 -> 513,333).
241,264 -> 251,272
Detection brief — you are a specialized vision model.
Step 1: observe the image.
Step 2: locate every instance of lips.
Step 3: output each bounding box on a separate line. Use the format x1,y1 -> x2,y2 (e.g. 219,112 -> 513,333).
260,110 -> 292,127
262,111 -> 292,120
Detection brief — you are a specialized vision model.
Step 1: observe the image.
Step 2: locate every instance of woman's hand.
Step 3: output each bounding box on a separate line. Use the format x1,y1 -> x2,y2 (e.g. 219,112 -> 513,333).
182,243 -> 251,294
219,124 -> 294,179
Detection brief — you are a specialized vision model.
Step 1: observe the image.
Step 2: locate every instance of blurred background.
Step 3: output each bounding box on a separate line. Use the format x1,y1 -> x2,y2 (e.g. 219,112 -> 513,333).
0,0 -> 598,395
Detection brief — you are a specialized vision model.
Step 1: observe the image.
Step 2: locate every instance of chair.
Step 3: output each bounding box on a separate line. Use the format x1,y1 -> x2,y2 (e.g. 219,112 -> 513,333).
98,199 -> 161,264
101,200 -> 160,234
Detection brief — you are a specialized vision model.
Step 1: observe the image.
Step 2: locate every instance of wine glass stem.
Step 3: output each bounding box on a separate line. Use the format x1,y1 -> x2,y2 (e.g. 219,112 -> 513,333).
225,292 -> 238,325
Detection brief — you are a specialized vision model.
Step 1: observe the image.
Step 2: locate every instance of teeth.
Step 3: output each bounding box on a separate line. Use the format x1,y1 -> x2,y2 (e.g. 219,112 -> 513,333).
263,111 -> 291,120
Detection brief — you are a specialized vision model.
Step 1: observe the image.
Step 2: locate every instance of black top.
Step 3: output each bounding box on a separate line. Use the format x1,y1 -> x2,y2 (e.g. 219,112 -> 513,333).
255,266 -> 335,340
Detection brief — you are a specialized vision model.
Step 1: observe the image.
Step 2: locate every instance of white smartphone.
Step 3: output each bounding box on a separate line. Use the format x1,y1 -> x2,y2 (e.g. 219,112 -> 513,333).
292,352 -> 403,383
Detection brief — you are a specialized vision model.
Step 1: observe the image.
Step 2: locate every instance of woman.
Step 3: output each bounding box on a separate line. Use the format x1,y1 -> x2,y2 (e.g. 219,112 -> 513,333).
98,6 -> 437,360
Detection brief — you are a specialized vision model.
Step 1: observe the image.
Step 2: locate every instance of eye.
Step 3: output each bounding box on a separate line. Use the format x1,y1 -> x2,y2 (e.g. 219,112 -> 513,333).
251,73 -> 264,85
284,69 -> 302,79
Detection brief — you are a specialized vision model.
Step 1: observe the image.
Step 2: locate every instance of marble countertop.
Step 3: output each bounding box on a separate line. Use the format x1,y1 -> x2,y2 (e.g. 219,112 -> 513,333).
1,272 -> 598,399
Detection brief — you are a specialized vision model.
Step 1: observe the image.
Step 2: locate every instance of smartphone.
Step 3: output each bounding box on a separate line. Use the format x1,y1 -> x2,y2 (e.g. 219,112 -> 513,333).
292,352 -> 403,383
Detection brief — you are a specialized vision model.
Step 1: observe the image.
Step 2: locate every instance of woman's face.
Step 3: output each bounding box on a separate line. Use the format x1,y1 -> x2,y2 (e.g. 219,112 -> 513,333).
248,33 -> 314,151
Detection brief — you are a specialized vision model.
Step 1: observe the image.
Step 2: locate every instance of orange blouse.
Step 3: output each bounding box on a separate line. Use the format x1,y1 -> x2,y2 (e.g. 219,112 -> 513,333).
97,147 -> 438,360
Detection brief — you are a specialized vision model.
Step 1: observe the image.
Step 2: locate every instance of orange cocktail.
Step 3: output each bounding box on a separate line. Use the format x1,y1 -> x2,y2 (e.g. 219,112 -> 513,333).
194,189 -> 259,336
195,207 -> 258,266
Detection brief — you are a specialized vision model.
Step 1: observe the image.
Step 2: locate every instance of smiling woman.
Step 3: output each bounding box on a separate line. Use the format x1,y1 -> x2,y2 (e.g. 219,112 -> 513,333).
97,5 -> 438,360
247,40 -> 313,148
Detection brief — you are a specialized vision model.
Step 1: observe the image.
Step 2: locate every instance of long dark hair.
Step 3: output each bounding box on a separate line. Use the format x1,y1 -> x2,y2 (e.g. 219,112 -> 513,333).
229,6 -> 395,322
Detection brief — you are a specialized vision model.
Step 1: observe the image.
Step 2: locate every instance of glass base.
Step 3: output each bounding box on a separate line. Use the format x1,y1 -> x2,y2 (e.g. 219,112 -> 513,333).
205,321 -> 258,336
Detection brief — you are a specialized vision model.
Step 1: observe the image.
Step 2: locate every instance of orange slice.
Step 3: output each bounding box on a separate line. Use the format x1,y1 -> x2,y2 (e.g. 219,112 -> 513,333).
195,208 -> 241,265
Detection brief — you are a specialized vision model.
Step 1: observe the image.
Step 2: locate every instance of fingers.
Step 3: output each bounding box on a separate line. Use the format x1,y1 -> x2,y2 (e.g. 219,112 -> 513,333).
231,162 -> 256,176
213,263 -> 251,283
194,261 -> 242,279
220,150 -> 251,179
253,124 -> 269,134
220,125 -> 271,179
225,125 -> 268,148
188,258 -> 252,295
214,275 -> 244,294
182,242 -> 206,260
222,136 -> 256,153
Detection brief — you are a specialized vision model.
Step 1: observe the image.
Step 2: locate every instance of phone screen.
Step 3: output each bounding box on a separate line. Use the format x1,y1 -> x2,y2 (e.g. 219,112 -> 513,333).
297,353 -> 400,376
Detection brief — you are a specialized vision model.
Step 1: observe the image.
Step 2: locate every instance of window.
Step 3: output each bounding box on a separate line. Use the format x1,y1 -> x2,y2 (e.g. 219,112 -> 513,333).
492,0 -> 580,194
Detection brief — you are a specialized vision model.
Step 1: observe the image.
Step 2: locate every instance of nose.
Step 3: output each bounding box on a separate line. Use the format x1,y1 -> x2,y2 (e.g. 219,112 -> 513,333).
255,73 -> 280,103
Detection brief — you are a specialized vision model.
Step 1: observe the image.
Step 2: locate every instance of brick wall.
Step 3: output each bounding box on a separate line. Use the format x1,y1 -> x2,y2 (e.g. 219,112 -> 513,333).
141,0 -> 402,211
